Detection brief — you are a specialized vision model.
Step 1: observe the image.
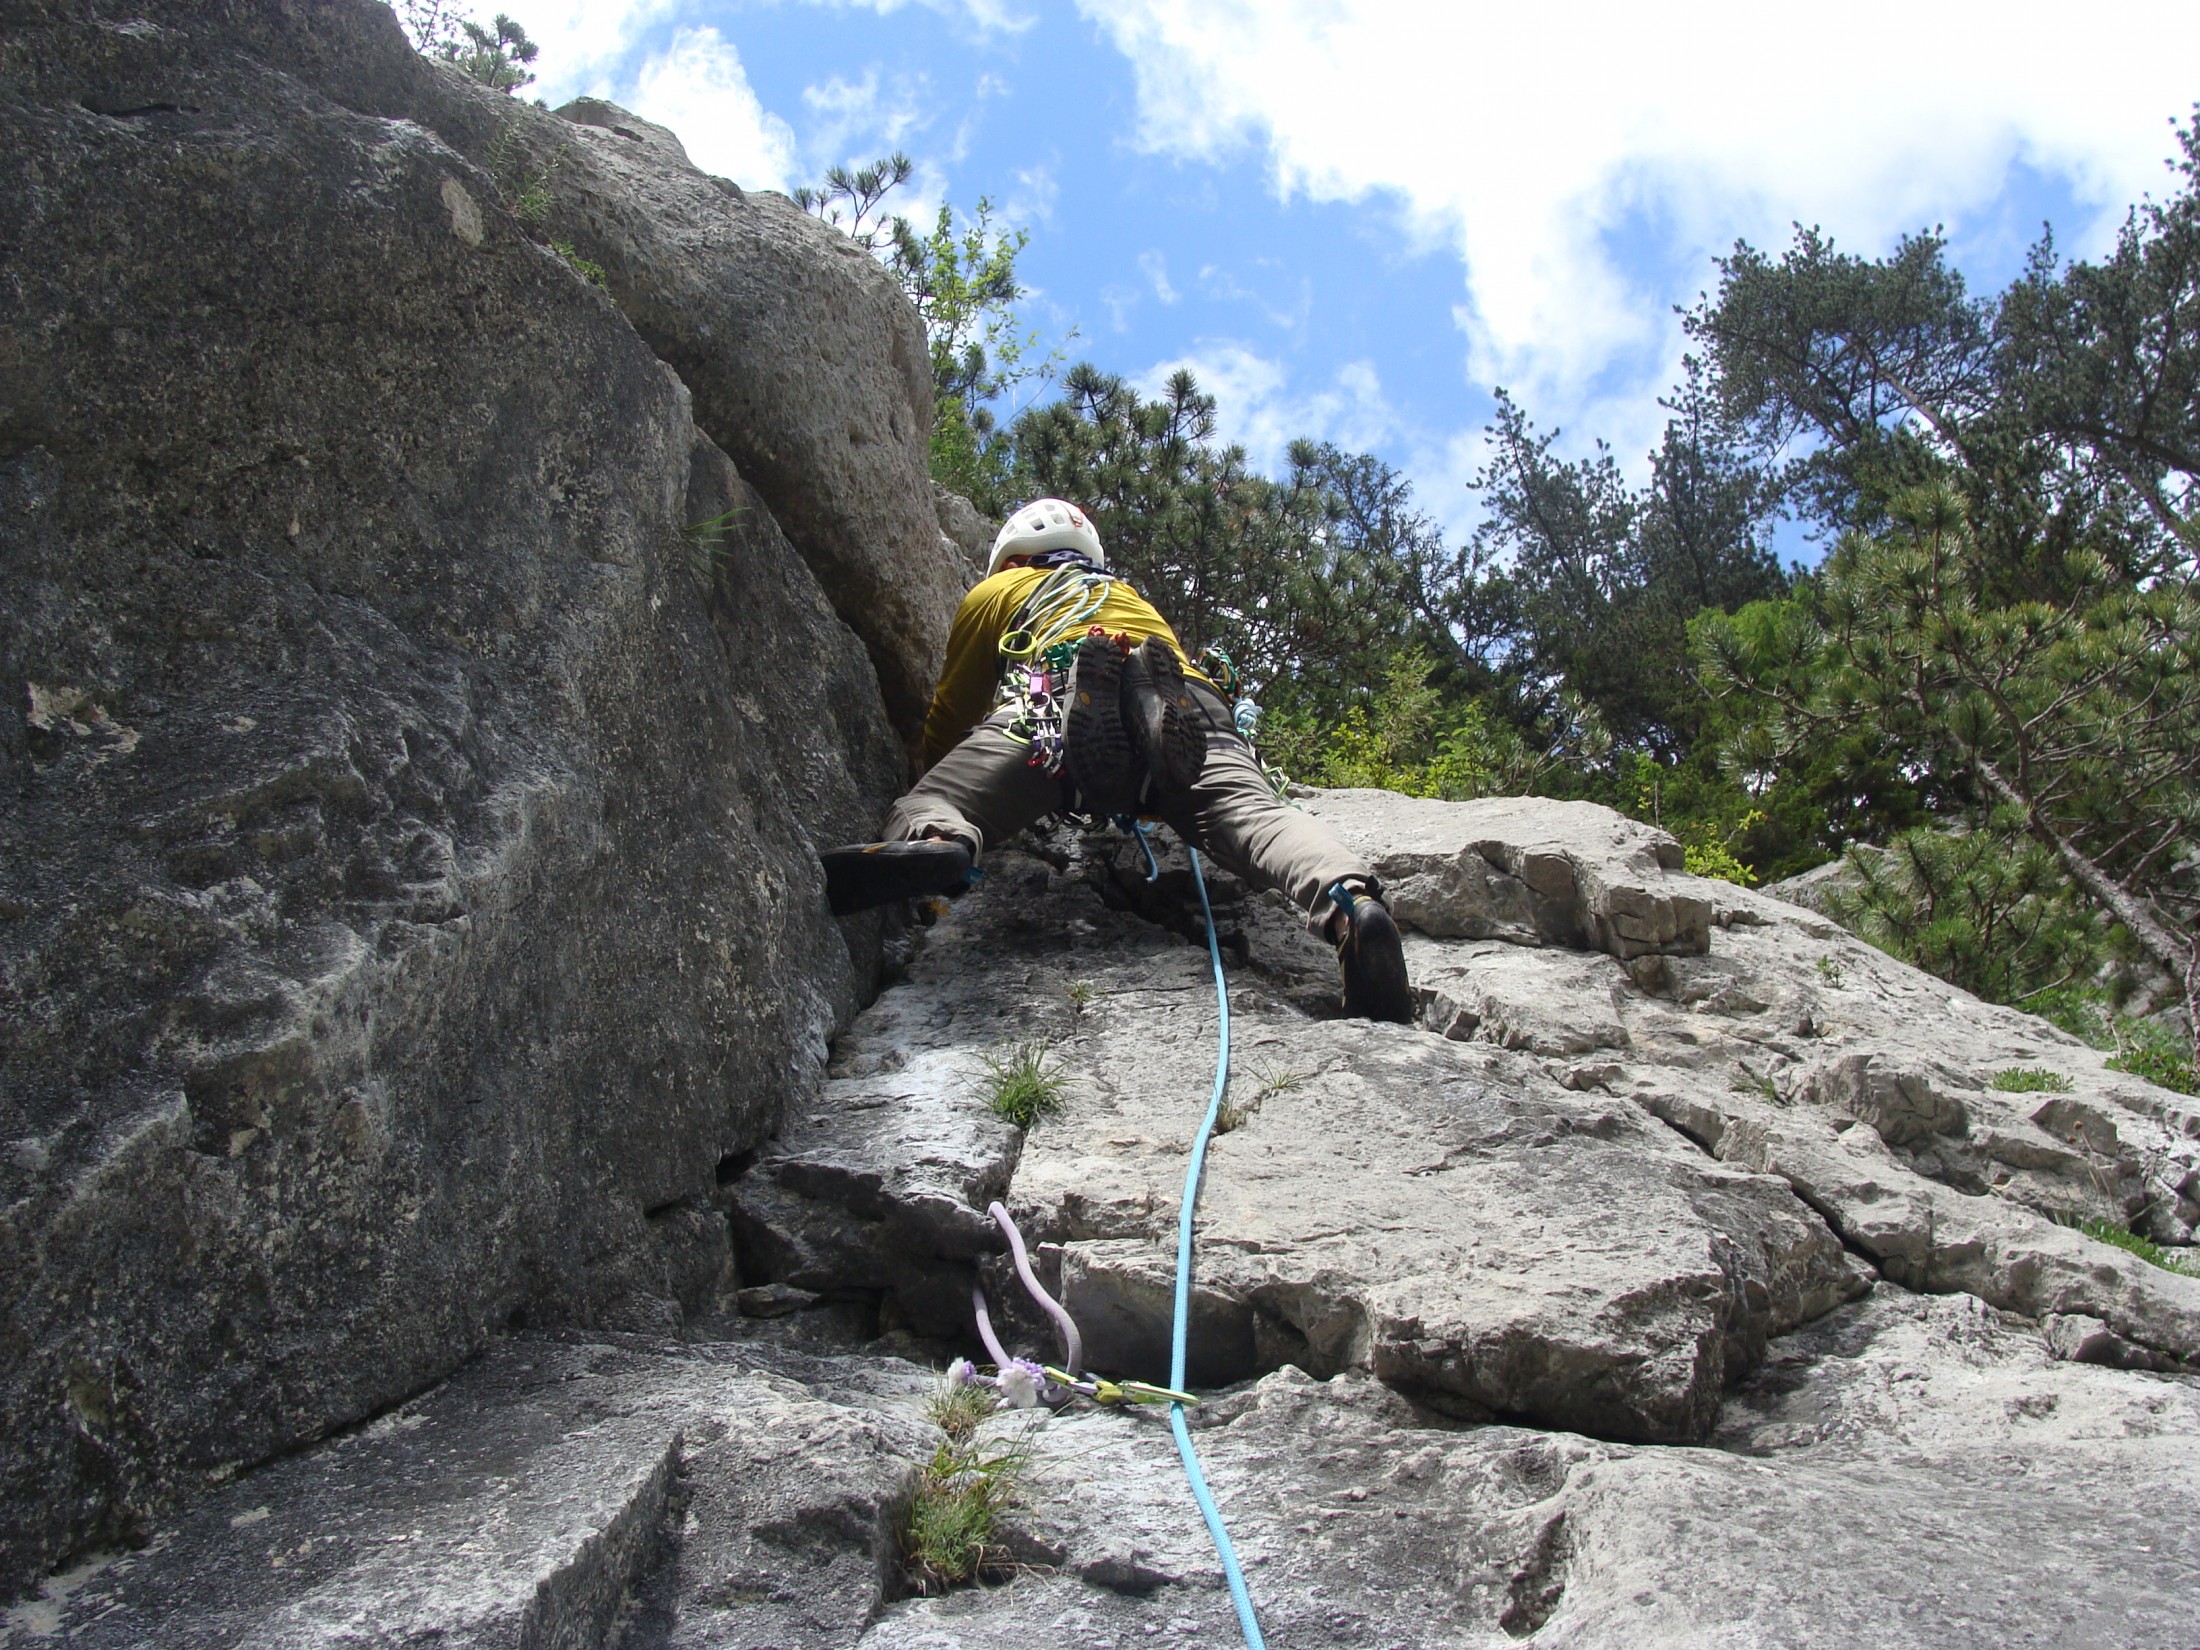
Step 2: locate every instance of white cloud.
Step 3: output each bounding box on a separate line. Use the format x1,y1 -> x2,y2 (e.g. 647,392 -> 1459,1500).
1135,344 -> 1398,475
792,0 -> 1039,33
1005,162 -> 1061,226
1078,0 -> 2200,438
629,27 -> 800,192
1138,250 -> 1180,304
508,0 -> 679,102
802,69 -> 932,159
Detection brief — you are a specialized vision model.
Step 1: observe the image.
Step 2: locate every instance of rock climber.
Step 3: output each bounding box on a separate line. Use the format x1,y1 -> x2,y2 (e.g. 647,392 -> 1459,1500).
821,498 -> 1415,1023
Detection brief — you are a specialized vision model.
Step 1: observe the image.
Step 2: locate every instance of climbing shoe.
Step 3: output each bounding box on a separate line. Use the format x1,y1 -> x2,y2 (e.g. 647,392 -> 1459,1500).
1122,637 -> 1206,796
1062,630 -> 1136,813
1333,883 -> 1414,1024
821,838 -> 975,915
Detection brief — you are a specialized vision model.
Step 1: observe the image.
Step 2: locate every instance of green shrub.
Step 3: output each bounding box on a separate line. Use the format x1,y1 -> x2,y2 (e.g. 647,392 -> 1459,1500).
2077,1218 -> 2198,1277
978,1040 -> 1065,1128
1990,1067 -> 2074,1093
2105,1018 -> 2198,1096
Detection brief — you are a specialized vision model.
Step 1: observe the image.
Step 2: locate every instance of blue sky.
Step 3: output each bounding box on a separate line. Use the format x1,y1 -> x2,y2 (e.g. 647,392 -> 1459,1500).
503,0 -> 2200,548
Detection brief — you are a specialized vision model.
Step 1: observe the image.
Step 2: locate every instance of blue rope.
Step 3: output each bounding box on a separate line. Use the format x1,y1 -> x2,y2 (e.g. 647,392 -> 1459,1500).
1127,819 -> 1162,883
1172,846 -> 1268,1649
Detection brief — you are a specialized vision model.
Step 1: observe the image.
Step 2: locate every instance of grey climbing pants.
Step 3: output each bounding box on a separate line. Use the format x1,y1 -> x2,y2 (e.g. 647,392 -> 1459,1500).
884,683 -> 1368,936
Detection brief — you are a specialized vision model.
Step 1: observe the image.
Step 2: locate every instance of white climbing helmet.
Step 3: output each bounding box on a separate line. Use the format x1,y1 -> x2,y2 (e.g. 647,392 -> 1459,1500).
987,497 -> 1106,576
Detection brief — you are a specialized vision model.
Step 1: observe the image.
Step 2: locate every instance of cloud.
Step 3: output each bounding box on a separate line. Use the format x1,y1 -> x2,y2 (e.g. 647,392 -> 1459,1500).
792,0 -> 1039,33
1078,0 -> 2200,433
1005,162 -> 1061,226
1138,250 -> 1180,304
802,69 -> 933,160
506,0 -> 679,101
1135,344 -> 1399,476
629,26 -> 800,192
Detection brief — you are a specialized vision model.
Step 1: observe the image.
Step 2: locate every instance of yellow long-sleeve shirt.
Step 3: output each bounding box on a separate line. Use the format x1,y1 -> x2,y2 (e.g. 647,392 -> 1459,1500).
920,565 -> 1211,769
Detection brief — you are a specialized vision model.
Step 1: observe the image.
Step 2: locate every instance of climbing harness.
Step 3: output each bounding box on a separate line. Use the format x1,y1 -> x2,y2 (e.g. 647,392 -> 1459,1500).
996,561 -> 1117,778
963,820 -> 1269,1648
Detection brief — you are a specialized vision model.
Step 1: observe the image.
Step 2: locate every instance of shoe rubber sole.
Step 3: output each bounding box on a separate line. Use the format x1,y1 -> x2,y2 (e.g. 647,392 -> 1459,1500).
822,838 -> 974,915
1063,632 -> 1136,813
1127,637 -> 1206,795
1338,896 -> 1415,1023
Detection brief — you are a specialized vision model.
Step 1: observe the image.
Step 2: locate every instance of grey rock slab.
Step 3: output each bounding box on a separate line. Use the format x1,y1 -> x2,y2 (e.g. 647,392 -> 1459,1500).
1412,937 -> 1633,1054
538,98 -> 966,746
1298,791 -> 2200,1356
1302,790 -> 1711,958
1019,1005 -> 1863,1442
872,1291 -> 2200,1648
1537,1289 -> 2200,1649
931,484 -> 994,578
748,842 -> 1864,1442
0,0 -> 902,1591
1,1337 -> 932,1650
92,1 -> 965,747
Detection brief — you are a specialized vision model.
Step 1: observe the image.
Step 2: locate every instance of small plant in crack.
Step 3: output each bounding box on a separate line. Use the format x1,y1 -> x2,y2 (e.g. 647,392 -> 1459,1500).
900,1371 -> 1030,1595
1066,979 -> 1096,1011
1731,1063 -> 1781,1104
2071,1217 -> 2198,1277
1216,1063 -> 1310,1135
924,1365 -> 999,1442
1990,1067 -> 2073,1093
1815,955 -> 1846,989
683,505 -> 744,587
978,1039 -> 1065,1129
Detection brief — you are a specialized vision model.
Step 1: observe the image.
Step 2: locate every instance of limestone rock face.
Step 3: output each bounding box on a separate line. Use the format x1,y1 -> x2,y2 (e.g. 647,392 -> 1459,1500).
731,794 -> 2200,1401
931,482 -> 995,577
534,99 -> 966,747
0,0 -> 903,1593
57,0 -> 965,749
1305,790 -> 1713,958
24,1297 -> 2195,1647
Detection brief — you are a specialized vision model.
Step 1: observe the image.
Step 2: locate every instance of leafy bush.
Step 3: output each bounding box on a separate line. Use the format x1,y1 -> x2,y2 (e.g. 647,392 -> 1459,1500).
1990,1067 -> 2073,1093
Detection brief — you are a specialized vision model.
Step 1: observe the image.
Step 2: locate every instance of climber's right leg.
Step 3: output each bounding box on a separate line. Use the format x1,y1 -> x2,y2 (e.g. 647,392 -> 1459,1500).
824,711 -> 1062,914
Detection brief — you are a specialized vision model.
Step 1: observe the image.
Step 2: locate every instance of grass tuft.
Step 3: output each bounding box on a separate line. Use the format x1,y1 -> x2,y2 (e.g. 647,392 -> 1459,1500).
682,506 -> 744,587
2076,1217 -> 2199,1277
979,1040 -> 1065,1129
924,1372 -> 997,1443
899,1410 -> 1029,1595
1991,1067 -> 2074,1093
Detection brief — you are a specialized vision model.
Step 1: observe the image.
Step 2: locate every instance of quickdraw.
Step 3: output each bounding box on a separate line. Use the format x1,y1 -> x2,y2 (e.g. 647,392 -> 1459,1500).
961,1198 -> 1200,1412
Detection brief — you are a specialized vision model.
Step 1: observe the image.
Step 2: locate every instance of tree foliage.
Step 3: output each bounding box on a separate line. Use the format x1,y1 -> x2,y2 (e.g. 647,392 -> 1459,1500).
1699,483 -> 2198,1021
398,4 -> 539,94
796,158 -> 1070,511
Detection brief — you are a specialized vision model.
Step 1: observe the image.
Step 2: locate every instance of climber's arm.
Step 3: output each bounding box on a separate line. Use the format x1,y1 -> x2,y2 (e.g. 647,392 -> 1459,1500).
920,583 -> 1019,769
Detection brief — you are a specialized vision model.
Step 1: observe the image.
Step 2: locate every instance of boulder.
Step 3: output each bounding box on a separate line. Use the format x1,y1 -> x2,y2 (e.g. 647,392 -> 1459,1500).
1303,791 -> 1713,958
65,0 -> 965,751
0,0 -> 901,1594
538,99 -> 966,748
932,482 -> 995,576
732,833 -> 1868,1443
